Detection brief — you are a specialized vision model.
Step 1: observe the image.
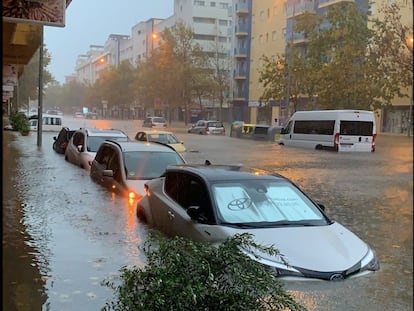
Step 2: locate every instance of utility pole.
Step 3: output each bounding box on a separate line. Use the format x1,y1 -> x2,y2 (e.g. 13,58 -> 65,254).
37,26 -> 43,147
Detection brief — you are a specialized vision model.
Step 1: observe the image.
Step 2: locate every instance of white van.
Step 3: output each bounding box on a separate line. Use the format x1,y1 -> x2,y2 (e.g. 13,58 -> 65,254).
29,114 -> 63,132
279,110 -> 376,152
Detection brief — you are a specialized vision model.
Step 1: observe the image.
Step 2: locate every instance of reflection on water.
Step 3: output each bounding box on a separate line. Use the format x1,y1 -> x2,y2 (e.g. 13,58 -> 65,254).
3,130 -> 148,310
3,131 -> 47,310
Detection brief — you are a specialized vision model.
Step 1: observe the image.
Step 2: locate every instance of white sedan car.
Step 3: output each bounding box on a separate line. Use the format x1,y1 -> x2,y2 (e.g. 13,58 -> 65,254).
137,164 -> 380,281
65,128 -> 129,170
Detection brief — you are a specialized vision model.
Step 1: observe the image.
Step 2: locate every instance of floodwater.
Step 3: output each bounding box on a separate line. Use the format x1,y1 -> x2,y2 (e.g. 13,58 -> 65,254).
3,117 -> 413,310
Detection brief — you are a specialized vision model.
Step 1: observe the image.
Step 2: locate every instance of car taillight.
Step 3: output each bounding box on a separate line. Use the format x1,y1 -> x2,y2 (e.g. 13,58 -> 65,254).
372,134 -> 376,152
334,133 -> 340,151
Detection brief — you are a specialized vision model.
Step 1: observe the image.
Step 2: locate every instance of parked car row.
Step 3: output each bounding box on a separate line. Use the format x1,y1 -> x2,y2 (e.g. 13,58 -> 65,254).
52,125 -> 379,282
53,126 -> 187,199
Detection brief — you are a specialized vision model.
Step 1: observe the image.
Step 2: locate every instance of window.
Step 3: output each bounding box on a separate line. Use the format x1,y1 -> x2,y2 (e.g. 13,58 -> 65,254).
340,121 -> 373,136
219,2 -> 228,9
193,17 -> 215,24
210,1 -> 216,7
194,0 -> 205,6
165,172 -> 214,223
293,120 -> 335,135
219,19 -> 227,26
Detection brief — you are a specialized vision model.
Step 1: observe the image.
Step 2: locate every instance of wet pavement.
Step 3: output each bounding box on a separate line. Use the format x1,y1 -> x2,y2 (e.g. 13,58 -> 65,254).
2,117 -> 413,310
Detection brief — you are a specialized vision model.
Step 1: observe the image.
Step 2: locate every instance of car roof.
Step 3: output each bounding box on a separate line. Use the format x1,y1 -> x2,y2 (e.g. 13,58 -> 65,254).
138,130 -> 174,135
164,164 -> 283,182
104,140 -> 179,153
79,128 -> 127,137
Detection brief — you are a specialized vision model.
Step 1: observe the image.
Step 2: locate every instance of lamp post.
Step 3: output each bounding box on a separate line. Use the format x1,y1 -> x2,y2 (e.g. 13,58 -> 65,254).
408,36 -> 413,137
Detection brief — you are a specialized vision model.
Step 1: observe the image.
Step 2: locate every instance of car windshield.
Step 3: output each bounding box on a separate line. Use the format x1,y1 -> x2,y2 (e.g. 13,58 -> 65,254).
148,133 -> 179,144
123,151 -> 184,179
211,180 -> 328,226
87,136 -> 128,152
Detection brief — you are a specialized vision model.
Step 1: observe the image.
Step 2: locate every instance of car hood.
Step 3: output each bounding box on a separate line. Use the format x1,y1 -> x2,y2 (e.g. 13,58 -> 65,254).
200,222 -> 369,272
169,143 -> 186,153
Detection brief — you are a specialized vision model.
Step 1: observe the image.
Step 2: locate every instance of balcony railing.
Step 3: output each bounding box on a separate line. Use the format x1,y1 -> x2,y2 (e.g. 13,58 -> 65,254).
235,2 -> 248,14
286,1 -> 315,18
235,25 -> 248,36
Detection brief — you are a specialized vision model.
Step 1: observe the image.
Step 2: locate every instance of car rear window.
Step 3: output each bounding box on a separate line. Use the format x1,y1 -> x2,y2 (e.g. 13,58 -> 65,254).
87,136 -> 128,152
208,122 -> 223,127
153,117 -> 166,123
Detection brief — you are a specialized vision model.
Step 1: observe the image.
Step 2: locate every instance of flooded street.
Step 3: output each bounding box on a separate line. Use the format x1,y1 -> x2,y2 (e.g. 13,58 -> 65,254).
3,117 -> 413,311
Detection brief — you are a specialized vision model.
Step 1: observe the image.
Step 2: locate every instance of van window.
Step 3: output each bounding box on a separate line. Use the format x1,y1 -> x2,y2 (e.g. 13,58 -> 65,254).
293,120 -> 334,135
283,120 -> 293,134
43,117 -> 62,126
340,121 -> 373,136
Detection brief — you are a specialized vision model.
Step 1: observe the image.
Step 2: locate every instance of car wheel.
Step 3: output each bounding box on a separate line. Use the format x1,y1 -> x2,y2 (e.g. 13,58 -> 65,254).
136,205 -> 147,223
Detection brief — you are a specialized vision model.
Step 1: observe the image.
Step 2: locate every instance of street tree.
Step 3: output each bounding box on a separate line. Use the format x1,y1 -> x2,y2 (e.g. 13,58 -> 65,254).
368,2 -> 413,101
93,60 -> 135,114
14,44 -> 54,111
299,2 -> 379,110
258,51 -> 313,113
156,21 -> 210,124
259,2 -> 409,113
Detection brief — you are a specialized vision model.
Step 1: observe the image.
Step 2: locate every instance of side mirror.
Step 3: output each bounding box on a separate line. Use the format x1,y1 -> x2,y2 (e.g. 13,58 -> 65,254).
53,136 -> 57,141
103,169 -> 114,178
317,203 -> 325,211
280,128 -> 286,134
187,206 -> 200,220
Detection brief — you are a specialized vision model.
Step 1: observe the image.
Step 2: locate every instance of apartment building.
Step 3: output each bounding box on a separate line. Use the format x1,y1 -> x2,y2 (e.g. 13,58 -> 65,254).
232,0 -> 412,133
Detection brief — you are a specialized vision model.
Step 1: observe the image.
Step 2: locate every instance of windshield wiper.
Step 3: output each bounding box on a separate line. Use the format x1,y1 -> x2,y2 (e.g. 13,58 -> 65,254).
220,221 -> 320,228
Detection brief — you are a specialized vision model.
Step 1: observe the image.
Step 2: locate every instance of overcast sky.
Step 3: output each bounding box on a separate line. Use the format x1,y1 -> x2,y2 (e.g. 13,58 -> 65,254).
44,0 -> 174,84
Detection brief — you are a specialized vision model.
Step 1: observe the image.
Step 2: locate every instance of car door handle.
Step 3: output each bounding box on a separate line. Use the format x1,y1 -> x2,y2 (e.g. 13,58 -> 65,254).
168,211 -> 175,220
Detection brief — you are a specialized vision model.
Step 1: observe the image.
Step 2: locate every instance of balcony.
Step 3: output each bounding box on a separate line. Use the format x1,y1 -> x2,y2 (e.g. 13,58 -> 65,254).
235,25 -> 248,37
318,0 -> 354,9
235,2 -> 248,15
234,69 -> 247,79
286,1 -> 315,18
234,47 -> 248,58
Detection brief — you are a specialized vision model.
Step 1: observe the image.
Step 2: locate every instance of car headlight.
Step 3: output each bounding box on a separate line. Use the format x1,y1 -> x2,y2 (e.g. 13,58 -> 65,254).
360,248 -> 380,272
127,190 -> 141,201
242,248 -> 304,277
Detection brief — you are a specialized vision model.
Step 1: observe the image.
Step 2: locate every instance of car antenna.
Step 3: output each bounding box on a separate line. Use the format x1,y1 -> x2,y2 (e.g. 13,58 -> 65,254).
205,160 -> 211,166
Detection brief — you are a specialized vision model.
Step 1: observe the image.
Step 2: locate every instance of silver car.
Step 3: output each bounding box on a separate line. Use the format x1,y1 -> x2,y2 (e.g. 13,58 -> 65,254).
137,164 -> 380,281
187,120 -> 225,135
65,128 -> 129,170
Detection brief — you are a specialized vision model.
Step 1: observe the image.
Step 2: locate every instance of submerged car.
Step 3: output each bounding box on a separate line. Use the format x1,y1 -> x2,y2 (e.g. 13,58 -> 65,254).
188,120 -> 225,135
53,127 -> 76,154
136,164 -> 380,281
142,116 -> 167,128
65,128 -> 129,170
90,140 -> 186,200
134,130 -> 186,154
